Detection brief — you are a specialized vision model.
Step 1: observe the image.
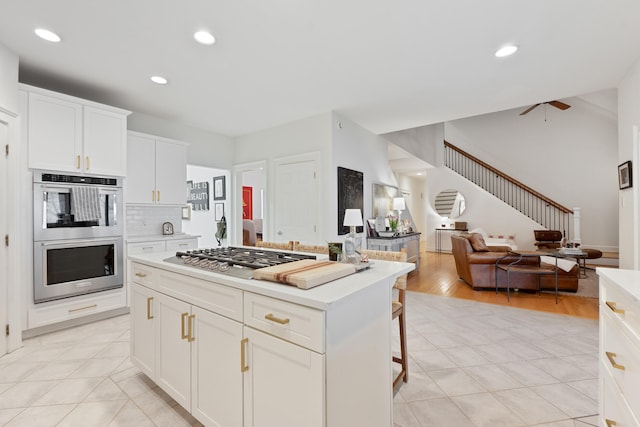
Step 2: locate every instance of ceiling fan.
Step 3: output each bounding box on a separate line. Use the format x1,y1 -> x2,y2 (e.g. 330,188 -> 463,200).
520,100 -> 571,116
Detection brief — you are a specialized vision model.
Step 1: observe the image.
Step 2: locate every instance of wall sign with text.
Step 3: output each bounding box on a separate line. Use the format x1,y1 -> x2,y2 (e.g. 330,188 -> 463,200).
187,180 -> 210,210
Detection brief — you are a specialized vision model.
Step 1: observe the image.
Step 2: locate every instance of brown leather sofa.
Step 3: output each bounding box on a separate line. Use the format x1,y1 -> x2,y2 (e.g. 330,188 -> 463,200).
451,233 -> 579,292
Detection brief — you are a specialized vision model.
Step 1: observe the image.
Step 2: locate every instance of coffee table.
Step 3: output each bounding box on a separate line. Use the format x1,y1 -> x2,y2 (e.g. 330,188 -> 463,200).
495,250 -> 561,303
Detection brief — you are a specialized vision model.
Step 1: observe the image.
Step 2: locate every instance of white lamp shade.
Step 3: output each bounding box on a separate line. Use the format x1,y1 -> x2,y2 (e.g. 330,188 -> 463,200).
343,209 -> 363,227
393,197 -> 406,211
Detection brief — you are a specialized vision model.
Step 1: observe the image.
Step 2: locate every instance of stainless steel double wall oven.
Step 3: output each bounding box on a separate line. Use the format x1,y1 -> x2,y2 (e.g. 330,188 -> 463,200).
33,171 -> 124,303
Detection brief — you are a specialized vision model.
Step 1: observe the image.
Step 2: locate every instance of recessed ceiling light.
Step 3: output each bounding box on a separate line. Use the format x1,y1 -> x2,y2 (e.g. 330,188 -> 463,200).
150,76 -> 168,85
34,28 -> 61,43
416,172 -> 423,176
495,45 -> 518,58
193,31 -> 215,45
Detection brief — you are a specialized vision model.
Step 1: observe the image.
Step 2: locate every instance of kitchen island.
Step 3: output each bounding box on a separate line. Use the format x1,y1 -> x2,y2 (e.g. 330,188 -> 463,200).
128,250 -> 414,427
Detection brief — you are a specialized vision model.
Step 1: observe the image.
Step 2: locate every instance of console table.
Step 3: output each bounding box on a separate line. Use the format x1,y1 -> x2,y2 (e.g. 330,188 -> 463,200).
367,232 -> 421,270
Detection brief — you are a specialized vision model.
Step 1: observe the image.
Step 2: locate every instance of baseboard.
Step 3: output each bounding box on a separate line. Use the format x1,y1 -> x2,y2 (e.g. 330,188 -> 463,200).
22,306 -> 130,339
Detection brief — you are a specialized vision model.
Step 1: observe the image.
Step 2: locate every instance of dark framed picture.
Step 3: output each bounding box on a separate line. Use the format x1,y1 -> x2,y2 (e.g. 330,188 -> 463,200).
618,161 -> 632,190
214,203 -> 225,221
213,176 -> 226,200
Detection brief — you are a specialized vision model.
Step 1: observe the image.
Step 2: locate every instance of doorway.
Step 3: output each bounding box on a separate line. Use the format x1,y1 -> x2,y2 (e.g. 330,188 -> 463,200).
233,161 -> 266,246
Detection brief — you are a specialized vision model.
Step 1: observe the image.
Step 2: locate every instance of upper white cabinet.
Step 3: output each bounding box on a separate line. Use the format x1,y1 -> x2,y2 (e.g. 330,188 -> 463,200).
127,131 -> 188,205
21,84 -> 130,176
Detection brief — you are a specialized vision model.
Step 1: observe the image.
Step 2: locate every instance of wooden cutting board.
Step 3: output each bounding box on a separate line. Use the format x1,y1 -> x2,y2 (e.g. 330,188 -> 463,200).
252,259 -> 357,289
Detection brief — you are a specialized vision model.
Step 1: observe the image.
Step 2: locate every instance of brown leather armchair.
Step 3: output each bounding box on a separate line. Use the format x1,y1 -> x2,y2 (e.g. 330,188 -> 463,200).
533,230 -> 563,250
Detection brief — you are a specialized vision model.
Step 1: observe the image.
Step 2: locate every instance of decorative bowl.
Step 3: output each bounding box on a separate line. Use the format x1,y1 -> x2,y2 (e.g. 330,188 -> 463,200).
378,231 -> 396,238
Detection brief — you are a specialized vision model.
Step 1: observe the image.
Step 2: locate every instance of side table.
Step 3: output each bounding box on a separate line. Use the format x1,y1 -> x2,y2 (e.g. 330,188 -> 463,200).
495,250 -> 560,303
367,232 -> 421,270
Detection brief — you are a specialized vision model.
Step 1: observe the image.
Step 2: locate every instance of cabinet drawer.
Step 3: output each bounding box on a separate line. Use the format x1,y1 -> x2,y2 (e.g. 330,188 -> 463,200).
131,262 -> 156,288
601,368 -> 640,427
157,270 -> 243,322
244,292 -> 324,353
128,241 -> 165,254
601,280 -> 640,341
602,309 -> 640,415
166,238 -> 197,252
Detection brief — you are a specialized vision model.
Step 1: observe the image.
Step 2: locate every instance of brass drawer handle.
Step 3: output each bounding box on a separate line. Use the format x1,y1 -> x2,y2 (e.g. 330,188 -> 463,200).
181,312 -> 189,340
606,351 -> 625,370
241,338 -> 249,372
606,301 -> 625,315
135,272 -> 147,278
86,156 -> 90,170
265,313 -> 290,325
188,314 -> 195,342
605,419 -> 617,427
157,190 -> 160,202
76,155 -> 81,169
151,190 -> 155,202
146,297 -> 154,320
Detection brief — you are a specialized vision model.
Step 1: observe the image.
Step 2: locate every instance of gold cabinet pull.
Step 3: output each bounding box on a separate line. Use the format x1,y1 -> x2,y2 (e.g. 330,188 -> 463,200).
181,312 -> 189,340
85,156 -> 90,170
606,351 -> 625,370
605,419 -> 617,427
157,190 -> 160,202
240,338 -> 249,372
76,155 -> 81,169
146,297 -> 154,320
187,314 -> 195,342
265,313 -> 290,325
606,301 -> 625,315
135,272 -> 147,278
152,190 -> 155,202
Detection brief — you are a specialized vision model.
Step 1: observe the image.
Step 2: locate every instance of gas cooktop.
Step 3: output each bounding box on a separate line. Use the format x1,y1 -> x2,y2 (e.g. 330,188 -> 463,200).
164,246 -> 317,280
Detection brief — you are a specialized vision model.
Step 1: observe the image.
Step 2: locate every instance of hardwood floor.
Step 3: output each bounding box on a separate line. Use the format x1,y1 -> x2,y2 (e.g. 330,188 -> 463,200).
407,251 -> 599,319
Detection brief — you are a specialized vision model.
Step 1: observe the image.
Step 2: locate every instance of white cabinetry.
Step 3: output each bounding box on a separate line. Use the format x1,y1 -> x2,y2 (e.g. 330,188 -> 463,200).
21,85 -> 130,176
127,131 -> 188,205
127,237 -> 198,256
129,256 -> 396,427
598,268 -> 640,427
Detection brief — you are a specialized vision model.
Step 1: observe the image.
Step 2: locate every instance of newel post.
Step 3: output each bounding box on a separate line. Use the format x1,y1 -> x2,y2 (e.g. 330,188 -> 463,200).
573,207 -> 581,244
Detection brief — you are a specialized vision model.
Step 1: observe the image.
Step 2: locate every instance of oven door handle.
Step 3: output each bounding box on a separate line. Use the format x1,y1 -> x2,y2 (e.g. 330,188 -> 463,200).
39,237 -> 120,246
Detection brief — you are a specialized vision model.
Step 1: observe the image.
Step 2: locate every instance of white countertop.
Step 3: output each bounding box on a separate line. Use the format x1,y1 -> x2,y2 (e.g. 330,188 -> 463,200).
597,267 -> 640,300
128,250 -> 414,310
126,234 -> 200,243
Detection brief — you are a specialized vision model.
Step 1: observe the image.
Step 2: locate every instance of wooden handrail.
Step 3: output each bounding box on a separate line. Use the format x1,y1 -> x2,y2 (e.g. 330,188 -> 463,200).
444,141 -> 572,214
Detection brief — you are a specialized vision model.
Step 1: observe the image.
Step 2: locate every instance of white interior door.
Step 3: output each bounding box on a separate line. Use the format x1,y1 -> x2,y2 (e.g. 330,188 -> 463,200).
0,120 -> 8,357
274,155 -> 319,244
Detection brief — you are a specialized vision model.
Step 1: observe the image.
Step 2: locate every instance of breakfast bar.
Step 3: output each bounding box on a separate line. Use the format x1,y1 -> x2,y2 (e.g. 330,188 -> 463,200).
129,250 -> 413,427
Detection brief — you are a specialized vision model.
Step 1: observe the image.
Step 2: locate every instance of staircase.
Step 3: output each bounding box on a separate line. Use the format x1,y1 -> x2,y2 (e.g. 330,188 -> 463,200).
444,141 -> 574,235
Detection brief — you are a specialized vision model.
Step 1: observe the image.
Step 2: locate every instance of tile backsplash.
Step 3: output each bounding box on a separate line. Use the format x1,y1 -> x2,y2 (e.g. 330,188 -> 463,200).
126,205 -> 182,237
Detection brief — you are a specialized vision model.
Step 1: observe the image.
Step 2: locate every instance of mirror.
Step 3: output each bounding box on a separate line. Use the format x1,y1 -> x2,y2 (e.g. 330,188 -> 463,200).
434,189 -> 466,218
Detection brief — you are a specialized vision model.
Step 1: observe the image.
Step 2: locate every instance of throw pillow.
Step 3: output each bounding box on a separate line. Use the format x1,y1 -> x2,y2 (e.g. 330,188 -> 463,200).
468,233 -> 490,252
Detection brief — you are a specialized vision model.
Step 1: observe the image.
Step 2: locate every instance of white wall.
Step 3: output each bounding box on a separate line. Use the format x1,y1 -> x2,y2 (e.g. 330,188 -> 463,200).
234,112 -> 332,241
182,165 -> 229,248
617,58 -> 640,268
331,112 -> 397,244
0,43 -> 18,113
384,123 -> 443,166
395,174 -> 427,238
425,167 -> 542,252
128,111 -> 235,169
444,97 -> 618,251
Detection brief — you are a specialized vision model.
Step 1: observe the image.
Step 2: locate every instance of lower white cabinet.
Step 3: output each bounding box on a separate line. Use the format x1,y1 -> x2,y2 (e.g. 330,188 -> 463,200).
131,284 -> 156,378
243,327 -> 324,427
598,268 -> 640,427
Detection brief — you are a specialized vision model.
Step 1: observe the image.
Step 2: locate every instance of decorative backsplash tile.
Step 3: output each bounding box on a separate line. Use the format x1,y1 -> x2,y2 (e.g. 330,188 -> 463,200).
126,205 -> 182,237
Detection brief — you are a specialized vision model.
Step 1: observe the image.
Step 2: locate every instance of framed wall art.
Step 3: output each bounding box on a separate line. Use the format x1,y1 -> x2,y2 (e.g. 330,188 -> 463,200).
214,203 -> 225,221
337,166 -> 364,235
618,161 -> 632,190
213,175 -> 226,200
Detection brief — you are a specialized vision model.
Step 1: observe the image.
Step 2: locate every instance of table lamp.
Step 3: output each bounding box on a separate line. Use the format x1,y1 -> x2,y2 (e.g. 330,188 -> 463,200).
343,208 -> 363,263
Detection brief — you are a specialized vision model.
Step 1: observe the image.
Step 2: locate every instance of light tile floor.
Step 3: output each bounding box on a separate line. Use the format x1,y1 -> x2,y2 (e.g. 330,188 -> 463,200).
0,292 -> 599,426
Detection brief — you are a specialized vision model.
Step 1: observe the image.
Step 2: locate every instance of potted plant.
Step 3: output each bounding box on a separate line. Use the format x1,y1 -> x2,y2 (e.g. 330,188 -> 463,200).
327,242 -> 342,261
